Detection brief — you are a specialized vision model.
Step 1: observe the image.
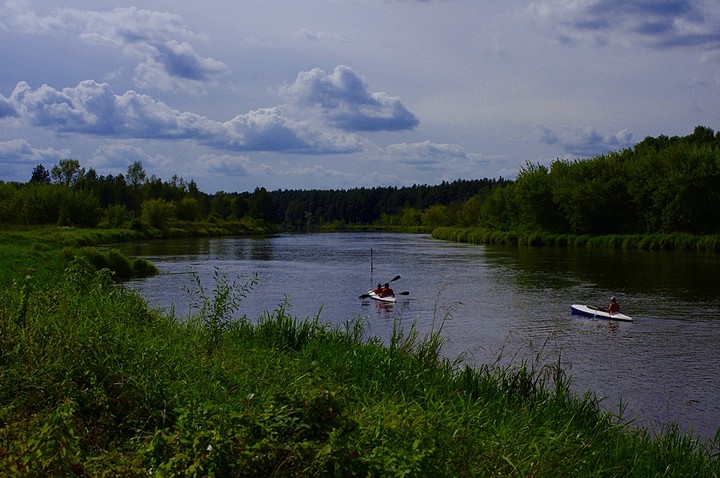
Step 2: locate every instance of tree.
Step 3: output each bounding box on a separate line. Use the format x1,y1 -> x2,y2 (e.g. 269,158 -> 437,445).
51,159 -> 85,186
421,204 -> 452,228
141,199 -> 175,229
126,161 -> 147,190
126,161 -> 147,211
29,164 -> 51,184
248,187 -> 278,223
176,197 -> 201,221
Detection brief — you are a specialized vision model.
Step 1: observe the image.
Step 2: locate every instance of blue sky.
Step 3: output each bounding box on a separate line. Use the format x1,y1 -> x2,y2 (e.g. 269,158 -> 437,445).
1,0 -> 719,193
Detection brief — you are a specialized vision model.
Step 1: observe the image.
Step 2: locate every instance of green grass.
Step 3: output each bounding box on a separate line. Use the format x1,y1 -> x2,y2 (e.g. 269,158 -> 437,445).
0,229 -> 718,476
433,227 -> 720,253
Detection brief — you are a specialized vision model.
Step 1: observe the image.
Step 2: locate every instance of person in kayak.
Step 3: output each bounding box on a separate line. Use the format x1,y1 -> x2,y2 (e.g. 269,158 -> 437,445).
605,296 -> 620,314
380,283 -> 395,298
372,283 -> 383,295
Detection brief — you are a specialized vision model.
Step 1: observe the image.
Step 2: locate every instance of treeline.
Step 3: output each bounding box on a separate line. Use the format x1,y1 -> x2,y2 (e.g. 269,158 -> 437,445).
0,158 -> 503,231
2,125 -> 718,235
474,125 -> 720,235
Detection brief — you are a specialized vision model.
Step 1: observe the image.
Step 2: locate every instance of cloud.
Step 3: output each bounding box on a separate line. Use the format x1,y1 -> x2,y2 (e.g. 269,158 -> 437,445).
197,153 -> 252,176
387,140 -> 467,165
279,66 -> 419,132
2,79 -> 364,154
528,0 -> 720,52
5,3 -> 229,92
90,143 -> 170,170
0,139 -> 69,163
132,40 -> 229,92
534,124 -> 634,156
0,96 -> 17,118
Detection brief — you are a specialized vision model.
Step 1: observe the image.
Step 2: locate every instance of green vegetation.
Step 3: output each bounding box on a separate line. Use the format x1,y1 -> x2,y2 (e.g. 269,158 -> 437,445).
4,126 -> 720,243
2,158 -> 502,232
1,231 -> 719,476
432,227 -> 720,252
468,126 -> 720,236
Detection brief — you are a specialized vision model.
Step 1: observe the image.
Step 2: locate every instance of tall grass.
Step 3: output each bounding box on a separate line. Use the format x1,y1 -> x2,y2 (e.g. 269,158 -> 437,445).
433,226 -> 720,252
0,239 -> 718,475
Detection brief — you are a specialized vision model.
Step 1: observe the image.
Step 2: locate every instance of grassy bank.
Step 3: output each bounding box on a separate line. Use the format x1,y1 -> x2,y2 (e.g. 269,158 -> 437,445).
432,226 -> 720,252
0,231 -> 718,476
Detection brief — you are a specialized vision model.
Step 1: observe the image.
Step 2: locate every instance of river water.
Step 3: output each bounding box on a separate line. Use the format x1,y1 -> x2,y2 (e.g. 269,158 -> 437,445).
119,232 -> 720,441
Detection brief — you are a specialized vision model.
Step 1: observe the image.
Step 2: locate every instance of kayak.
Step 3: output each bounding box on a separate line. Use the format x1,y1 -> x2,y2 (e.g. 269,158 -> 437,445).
571,304 -> 633,322
367,291 -> 396,303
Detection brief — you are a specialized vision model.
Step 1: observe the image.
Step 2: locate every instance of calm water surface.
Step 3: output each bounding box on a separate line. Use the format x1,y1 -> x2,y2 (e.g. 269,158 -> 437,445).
120,233 -> 720,441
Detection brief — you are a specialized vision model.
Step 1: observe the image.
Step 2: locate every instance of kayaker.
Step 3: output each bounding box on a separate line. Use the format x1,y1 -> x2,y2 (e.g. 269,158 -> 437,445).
605,296 -> 619,314
380,283 -> 394,298
372,283 -> 383,295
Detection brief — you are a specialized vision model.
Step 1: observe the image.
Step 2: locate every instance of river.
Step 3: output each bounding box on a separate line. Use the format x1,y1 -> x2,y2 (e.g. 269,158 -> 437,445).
119,232 -> 720,441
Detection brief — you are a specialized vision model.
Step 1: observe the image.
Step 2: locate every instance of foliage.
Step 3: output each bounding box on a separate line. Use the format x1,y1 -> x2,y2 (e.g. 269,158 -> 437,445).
432,227 -> 720,252
29,164 -> 51,184
141,198 -> 176,230
50,159 -> 85,186
3,157 -> 503,232
5,125 -> 720,236
465,125 -> 720,236
70,246 -> 158,280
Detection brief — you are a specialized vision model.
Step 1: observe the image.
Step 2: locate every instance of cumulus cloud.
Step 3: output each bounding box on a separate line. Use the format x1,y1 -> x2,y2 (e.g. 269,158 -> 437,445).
90,143 -> 170,170
279,66 -> 419,132
2,79 -> 364,154
528,0 -> 720,51
4,3 -> 228,92
534,124 -> 634,156
0,139 -> 69,163
0,96 -> 17,118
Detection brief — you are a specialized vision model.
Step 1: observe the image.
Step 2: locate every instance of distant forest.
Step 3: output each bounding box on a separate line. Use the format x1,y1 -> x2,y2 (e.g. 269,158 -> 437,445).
1,125 -> 718,235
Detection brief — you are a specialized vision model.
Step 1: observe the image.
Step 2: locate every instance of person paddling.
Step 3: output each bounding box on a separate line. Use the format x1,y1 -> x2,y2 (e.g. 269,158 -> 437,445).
380,282 -> 395,298
605,296 -> 620,314
372,283 -> 383,295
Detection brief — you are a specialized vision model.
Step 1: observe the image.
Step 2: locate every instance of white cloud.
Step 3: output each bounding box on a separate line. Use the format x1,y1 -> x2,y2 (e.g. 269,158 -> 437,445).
279,66 -> 419,132
2,79 -> 366,154
90,143 -> 170,170
534,124 -> 634,157
4,3 -> 228,93
0,139 -> 68,163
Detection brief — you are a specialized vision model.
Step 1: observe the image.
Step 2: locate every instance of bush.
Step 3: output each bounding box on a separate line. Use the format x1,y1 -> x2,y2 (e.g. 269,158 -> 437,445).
141,199 -> 176,229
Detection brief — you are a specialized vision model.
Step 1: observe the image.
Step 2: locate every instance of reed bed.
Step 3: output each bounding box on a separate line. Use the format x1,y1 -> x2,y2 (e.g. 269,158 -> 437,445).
433,227 -> 720,253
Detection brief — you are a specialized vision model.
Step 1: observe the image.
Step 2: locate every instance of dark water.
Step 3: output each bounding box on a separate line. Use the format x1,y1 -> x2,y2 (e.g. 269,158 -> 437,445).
120,232 -> 720,441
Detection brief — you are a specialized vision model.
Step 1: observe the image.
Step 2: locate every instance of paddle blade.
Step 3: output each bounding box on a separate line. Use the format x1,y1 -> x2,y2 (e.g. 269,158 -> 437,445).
359,294 -> 370,299
390,275 -> 401,282
398,291 -> 410,295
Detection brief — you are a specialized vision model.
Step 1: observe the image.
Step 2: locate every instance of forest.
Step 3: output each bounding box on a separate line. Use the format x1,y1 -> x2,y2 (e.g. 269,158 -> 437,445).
1,125 -> 719,235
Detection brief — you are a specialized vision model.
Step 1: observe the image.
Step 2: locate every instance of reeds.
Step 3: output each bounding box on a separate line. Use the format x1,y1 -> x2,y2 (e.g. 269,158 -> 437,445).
433,227 -> 720,252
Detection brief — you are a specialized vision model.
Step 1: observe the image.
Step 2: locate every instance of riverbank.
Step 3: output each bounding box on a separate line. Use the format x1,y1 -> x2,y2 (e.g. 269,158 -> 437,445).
1,229 -> 719,476
432,226 -> 720,252
0,218 -> 275,284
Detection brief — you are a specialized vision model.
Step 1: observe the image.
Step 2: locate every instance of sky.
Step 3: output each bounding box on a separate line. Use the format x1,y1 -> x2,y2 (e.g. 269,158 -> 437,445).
1,0 -> 719,194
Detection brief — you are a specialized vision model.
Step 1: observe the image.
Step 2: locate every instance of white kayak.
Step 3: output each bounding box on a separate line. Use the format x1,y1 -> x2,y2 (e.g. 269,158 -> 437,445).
571,304 -> 633,322
367,291 -> 396,303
